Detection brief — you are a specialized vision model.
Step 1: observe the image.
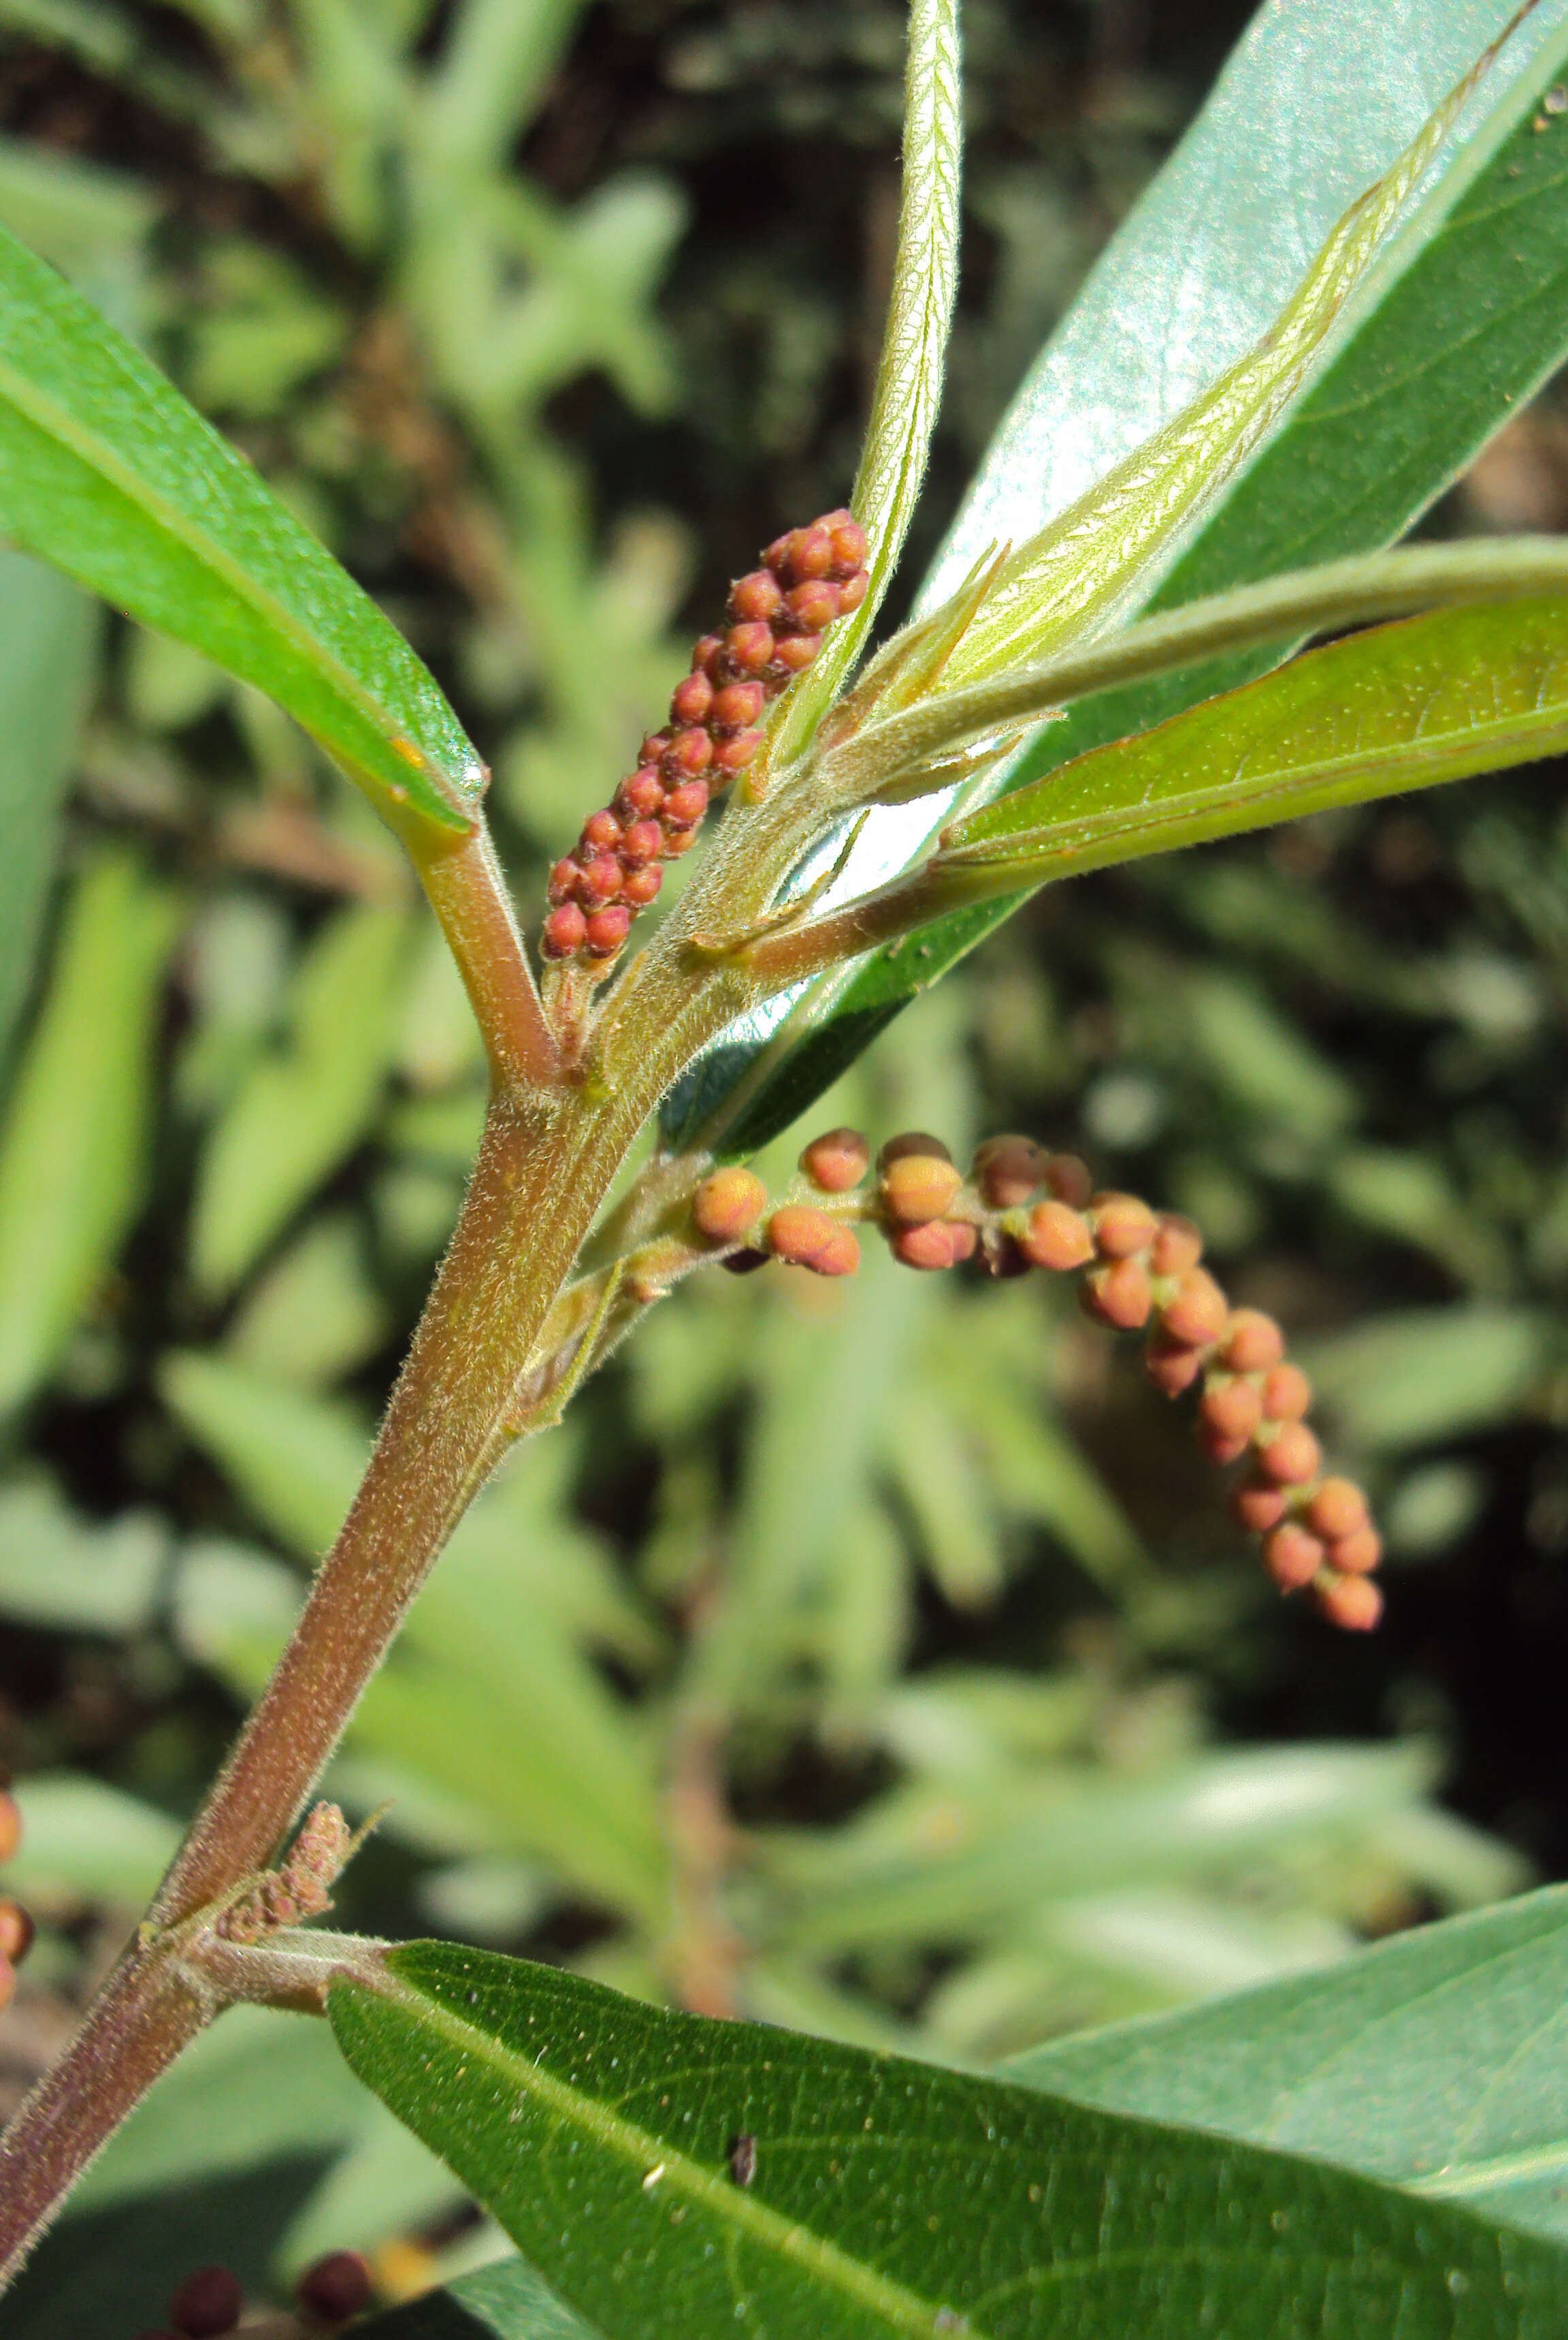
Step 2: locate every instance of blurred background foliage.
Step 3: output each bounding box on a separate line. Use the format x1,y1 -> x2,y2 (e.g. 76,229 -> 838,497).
0,0 -> 1566,2323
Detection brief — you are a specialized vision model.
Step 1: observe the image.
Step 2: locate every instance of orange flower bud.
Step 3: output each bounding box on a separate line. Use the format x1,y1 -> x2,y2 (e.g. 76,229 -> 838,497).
542,903 -> 588,958
1021,1200 -> 1095,1271
1158,1269 -> 1229,1348
972,1135 -> 1047,1211
1090,1192 -> 1158,1259
1145,1337 -> 1205,1396
767,1205 -> 860,1276
693,1168 -> 768,1243
1083,1260 -> 1152,1330
770,632 -> 821,675
1199,1378 -> 1264,1445
1258,1422 -> 1322,1486
881,1152 -> 964,1226
0,1899 -> 33,1966
1264,1521 -> 1326,1591
1315,1573 -> 1383,1631
623,865 -> 663,908
1222,1310 -> 1284,1372
1305,1478 -> 1368,1541
1149,1214 -> 1203,1277
1261,1363 -> 1312,1422
670,670 -> 714,725
1234,1480 -> 1288,1534
893,1220 -> 968,1270
801,1127 -> 870,1192
583,905 -> 632,958
0,1792 -> 19,1863
729,570 -> 785,624
1328,1525 -> 1382,1576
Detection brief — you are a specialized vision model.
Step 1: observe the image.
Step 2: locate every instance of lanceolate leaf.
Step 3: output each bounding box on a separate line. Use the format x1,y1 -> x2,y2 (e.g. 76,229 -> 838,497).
769,0 -> 960,767
686,2 -> 1568,1159
935,596 -> 1568,886
1005,1882 -> 1568,2252
0,222 -> 483,845
330,1941 -> 1568,2340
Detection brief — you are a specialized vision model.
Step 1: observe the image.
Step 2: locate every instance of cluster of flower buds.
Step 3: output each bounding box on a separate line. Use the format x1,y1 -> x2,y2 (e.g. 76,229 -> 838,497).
0,1776 -> 33,2015
687,1129 -> 1382,1630
131,2249 -> 372,2337
542,510 -> 870,966
214,1800 -> 350,1945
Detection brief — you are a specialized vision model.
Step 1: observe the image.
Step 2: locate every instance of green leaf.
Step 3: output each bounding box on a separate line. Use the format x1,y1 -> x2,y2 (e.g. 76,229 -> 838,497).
5,1773 -> 181,1909
1004,1883 -> 1568,2250
0,219 -> 483,844
0,1472 -> 165,1634
0,854 -> 179,1421
189,900 -> 413,1299
331,1940 -> 1568,2340
938,596 -> 1568,881
0,551 -> 99,1073
685,2 -> 1568,1158
770,0 -> 960,765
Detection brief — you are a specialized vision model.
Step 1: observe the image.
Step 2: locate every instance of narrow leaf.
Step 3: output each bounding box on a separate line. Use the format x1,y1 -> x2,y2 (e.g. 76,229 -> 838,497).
687,5 -> 1568,1158
354,2256 -> 601,2339
331,1942 -> 1568,2340
770,0 -> 961,764
1005,1882 -> 1568,2249
0,221 -> 483,843
0,550 -> 99,1071
0,855 -> 178,1420
939,596 -> 1568,881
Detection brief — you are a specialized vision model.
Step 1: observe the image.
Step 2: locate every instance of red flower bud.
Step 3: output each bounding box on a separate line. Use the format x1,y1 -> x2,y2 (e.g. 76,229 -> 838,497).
713,728 -> 764,774
662,779 -> 711,829
723,621 -> 777,675
1145,1337 -> 1206,1396
617,766 -> 666,819
770,632 -> 821,675
296,2251 -> 374,2326
0,1899 -> 33,1966
580,809 -> 623,856
693,633 -> 726,679
622,865 -> 664,907
548,858 -> 585,905
168,2264 -> 243,2338
543,903 -> 588,958
1328,1525 -> 1382,1576
834,566 -> 869,612
784,579 -> 840,633
662,726 -> 714,779
1199,1378 -> 1264,1446
826,515 -> 868,576
620,819 -> 664,865
662,823 -> 700,857
711,681 -> 766,730
670,670 -> 714,726
730,568 -> 786,623
578,854 -> 624,905
584,905 -> 632,958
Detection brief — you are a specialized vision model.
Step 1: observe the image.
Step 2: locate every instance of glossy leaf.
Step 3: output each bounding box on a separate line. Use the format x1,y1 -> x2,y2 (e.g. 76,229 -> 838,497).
938,596 -> 1568,883
0,855 -> 179,1420
357,2255 -> 600,2339
331,1940 -> 1568,2340
1005,1883 -> 1568,2250
0,221 -> 483,845
690,3 -> 1568,1158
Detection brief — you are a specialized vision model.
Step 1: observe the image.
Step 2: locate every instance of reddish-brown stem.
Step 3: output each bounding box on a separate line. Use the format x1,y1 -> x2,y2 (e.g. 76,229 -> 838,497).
417,823 -> 561,1088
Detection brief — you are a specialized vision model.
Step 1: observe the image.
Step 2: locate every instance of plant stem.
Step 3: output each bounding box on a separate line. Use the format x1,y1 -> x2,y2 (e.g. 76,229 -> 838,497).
417,822 -> 560,1088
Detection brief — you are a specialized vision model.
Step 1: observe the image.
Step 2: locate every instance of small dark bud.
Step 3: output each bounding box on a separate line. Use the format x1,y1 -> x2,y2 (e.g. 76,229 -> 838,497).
972,1135 -> 1047,1211
296,2248 -> 374,2325
168,2264 -> 244,2337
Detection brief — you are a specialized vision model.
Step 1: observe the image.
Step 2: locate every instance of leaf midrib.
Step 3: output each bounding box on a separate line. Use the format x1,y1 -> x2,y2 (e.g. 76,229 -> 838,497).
0,345 -> 470,828
370,1970 -> 988,2339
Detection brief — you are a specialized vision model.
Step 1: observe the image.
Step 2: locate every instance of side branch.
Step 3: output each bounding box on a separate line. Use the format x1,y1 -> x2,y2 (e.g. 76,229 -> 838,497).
418,821 -> 561,1088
